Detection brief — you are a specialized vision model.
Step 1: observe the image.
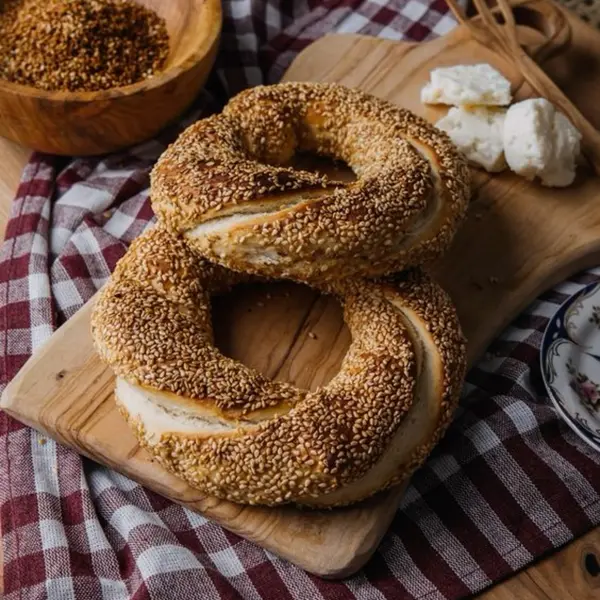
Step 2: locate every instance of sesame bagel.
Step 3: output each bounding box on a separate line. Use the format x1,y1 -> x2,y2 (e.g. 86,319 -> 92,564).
91,225 -> 466,507
150,82 -> 471,284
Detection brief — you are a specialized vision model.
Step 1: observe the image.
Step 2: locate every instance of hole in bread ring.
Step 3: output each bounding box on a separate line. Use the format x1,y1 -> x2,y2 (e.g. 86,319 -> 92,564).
211,280 -> 349,391
150,82 -> 471,284
91,226 -> 466,507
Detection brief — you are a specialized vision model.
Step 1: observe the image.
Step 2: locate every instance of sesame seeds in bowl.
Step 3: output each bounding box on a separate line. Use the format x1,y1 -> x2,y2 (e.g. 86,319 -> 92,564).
0,0 -> 170,93
0,0 -> 222,155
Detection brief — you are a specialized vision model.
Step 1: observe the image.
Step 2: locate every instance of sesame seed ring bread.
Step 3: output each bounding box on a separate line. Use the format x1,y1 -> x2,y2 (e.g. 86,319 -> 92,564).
91,225 -> 467,507
150,82 -> 471,284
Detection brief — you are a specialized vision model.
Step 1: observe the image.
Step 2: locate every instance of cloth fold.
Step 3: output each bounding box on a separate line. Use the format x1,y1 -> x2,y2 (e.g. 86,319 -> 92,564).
1,1 -> 599,599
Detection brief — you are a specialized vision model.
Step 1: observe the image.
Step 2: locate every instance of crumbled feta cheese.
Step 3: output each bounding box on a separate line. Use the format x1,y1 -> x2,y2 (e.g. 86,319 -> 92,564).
503,98 -> 581,187
421,63 -> 512,106
436,106 -> 507,172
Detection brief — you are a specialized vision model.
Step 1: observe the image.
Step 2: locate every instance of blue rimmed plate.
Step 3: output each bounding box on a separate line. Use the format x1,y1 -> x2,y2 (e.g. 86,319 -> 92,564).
540,282 -> 600,452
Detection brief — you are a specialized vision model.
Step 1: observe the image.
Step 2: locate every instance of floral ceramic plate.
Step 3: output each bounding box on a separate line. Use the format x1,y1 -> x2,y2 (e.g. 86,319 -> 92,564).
541,282 -> 600,452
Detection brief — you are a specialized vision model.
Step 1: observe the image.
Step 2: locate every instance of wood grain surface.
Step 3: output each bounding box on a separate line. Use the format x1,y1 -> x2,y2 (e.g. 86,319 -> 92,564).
0,138 -> 29,234
0,0 -> 599,595
0,0 -> 222,155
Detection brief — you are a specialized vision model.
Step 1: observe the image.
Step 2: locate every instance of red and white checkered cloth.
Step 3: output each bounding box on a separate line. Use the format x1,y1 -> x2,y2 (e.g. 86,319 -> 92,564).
1,1 -> 599,598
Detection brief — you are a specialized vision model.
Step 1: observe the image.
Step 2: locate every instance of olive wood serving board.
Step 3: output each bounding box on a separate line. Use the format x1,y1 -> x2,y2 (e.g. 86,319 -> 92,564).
2,0 -> 599,579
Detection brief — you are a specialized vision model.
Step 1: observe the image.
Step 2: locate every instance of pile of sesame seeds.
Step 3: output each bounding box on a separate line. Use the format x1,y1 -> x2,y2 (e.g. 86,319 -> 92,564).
0,0 -> 169,92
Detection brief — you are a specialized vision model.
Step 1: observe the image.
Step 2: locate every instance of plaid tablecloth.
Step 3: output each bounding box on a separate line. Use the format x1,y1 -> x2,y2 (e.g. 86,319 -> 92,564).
1,1 -> 599,599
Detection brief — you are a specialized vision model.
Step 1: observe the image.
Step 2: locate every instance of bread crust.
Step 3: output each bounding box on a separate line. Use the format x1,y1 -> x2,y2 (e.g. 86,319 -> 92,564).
91,225 -> 466,507
93,82 -> 471,507
151,82 -> 471,284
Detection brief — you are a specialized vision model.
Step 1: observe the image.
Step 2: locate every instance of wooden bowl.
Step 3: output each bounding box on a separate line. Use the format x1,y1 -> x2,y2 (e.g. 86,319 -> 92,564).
0,0 -> 222,156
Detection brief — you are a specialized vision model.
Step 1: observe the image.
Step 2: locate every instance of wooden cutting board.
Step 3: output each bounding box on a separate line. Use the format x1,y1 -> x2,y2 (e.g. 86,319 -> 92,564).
2,0 -> 599,579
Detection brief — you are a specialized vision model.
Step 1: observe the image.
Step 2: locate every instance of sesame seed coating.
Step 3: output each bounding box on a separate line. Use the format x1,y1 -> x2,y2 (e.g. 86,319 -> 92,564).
91,225 -> 466,507
150,82 -> 471,284
94,82 -> 470,507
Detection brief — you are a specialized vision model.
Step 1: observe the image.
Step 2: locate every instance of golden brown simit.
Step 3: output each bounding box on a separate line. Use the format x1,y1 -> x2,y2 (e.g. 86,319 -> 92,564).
91,226 -> 467,507
93,82 -> 470,507
151,82 -> 471,284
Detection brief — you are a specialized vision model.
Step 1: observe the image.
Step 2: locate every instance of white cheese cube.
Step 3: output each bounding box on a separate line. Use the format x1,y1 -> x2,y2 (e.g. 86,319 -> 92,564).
503,98 -> 581,188
436,106 -> 507,172
421,63 -> 512,106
